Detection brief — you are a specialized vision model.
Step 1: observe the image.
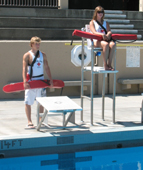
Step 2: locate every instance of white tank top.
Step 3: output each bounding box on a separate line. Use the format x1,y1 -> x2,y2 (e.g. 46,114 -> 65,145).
93,20 -> 107,34
28,50 -> 44,81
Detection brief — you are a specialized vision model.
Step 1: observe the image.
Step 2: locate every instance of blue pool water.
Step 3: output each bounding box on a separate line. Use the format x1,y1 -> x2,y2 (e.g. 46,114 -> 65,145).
0,146 -> 143,170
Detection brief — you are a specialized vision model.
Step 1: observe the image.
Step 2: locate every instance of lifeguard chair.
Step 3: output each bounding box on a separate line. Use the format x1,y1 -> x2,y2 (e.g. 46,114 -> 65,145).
80,25 -> 118,125
72,26 -> 137,125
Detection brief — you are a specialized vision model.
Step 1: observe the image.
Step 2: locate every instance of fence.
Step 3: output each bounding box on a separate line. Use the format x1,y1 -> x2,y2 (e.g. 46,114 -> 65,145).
0,0 -> 58,8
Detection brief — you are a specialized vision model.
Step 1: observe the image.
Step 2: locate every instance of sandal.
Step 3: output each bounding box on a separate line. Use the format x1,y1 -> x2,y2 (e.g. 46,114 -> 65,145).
25,123 -> 35,129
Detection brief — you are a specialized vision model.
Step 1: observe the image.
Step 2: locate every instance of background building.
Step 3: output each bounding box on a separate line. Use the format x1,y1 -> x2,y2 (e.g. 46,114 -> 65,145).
60,0 -> 140,11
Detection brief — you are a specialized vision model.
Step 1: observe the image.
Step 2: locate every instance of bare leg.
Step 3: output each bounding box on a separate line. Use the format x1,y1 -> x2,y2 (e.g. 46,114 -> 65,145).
25,104 -> 32,125
94,40 -> 110,70
25,104 -> 43,125
108,41 -> 116,70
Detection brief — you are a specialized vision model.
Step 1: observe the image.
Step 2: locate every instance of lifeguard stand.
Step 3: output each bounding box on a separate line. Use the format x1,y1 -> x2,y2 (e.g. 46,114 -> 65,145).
80,25 -> 118,125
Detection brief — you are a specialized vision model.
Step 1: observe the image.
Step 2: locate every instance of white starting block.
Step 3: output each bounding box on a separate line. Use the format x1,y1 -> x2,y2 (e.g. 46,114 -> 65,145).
36,96 -> 82,131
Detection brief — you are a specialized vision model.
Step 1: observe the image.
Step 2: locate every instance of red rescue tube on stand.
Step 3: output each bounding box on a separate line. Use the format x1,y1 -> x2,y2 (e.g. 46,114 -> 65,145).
72,29 -> 137,41
112,34 -> 137,41
72,30 -> 103,41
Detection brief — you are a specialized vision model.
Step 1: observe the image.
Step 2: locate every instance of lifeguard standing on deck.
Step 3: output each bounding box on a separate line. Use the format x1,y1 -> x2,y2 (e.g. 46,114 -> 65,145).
23,36 -> 53,128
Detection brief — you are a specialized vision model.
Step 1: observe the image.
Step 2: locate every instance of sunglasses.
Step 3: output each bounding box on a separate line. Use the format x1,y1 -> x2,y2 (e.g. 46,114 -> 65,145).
97,11 -> 104,14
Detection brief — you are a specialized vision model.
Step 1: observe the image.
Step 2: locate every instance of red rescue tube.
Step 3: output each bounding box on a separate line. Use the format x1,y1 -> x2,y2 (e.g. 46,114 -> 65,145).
72,30 -> 102,41
72,29 -> 137,41
112,34 -> 137,40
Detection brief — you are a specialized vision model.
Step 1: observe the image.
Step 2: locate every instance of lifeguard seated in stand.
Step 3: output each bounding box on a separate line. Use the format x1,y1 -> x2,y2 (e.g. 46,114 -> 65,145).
89,6 -> 115,71
72,9 -> 137,70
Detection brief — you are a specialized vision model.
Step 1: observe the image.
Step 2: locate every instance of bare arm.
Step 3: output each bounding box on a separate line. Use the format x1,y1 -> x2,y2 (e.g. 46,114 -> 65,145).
89,20 -> 108,41
106,22 -> 112,40
22,53 -> 30,89
43,52 -> 53,86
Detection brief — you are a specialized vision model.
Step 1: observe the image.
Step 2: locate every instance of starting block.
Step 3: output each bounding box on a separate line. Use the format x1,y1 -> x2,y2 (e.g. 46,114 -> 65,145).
36,96 -> 82,131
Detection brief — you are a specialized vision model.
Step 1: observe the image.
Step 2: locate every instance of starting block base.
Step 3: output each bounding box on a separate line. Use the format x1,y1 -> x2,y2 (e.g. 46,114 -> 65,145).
36,96 -> 82,131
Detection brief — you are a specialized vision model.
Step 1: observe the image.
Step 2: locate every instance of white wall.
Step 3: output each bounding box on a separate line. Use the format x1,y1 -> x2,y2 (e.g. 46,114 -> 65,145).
140,0 -> 143,11
58,0 -> 68,9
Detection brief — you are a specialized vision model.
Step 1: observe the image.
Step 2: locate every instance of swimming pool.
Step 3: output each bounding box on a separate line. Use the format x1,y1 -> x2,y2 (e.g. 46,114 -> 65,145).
0,146 -> 142,170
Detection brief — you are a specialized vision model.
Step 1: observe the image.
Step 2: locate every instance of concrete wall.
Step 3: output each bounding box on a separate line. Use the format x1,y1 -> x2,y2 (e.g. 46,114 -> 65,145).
97,42 -> 143,95
110,44 -> 143,94
1,41 -> 143,99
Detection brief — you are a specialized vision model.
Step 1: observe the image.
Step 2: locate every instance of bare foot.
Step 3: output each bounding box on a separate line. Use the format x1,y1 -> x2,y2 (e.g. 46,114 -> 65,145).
108,65 -> 114,71
104,65 -> 110,70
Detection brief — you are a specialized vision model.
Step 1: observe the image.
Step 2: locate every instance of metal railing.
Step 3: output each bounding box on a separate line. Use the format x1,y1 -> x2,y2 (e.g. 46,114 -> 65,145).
0,0 -> 58,8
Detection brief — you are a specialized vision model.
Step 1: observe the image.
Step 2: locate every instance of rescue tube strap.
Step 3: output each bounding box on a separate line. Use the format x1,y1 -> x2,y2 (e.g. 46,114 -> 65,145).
96,20 -> 107,34
30,50 -> 39,79
32,74 -> 44,78
96,20 -> 114,42
70,36 -> 73,46
115,40 -> 136,43
40,79 -> 51,86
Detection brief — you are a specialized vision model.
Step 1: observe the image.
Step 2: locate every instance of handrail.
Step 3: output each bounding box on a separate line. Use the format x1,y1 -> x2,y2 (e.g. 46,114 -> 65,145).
0,0 -> 58,8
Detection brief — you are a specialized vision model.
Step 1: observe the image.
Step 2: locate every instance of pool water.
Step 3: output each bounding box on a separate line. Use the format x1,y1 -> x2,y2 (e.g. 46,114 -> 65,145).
0,146 -> 142,170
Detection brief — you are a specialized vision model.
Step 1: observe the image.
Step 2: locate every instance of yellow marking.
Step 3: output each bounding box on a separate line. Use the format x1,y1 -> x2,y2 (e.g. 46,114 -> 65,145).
116,44 -> 143,47
65,43 -> 87,46
65,43 -> 143,47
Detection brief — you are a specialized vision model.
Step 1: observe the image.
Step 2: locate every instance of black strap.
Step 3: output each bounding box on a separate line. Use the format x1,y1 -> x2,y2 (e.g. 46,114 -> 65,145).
29,50 -> 39,79
32,74 -> 44,78
60,87 -> 63,96
70,37 -> 73,46
40,79 -> 51,86
96,20 -> 107,34
116,40 -> 136,43
40,79 -> 63,96
70,40 -> 73,46
96,20 -> 114,42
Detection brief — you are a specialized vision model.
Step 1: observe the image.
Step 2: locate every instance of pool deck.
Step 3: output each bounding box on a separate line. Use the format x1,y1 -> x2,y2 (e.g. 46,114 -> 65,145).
1,94 -> 143,158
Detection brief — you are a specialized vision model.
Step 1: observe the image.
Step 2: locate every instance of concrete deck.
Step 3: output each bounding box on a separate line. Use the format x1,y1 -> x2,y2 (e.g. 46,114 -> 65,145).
1,94 -> 143,158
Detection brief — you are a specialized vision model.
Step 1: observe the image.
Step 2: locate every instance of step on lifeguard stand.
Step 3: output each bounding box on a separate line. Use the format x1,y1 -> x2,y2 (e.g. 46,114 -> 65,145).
80,25 -> 118,125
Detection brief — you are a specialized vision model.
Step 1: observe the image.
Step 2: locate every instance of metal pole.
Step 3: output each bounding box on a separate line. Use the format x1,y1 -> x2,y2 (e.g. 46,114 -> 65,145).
90,40 -> 94,125
102,73 -> 106,121
81,37 -> 84,122
113,73 -> 116,124
113,42 -> 117,124
141,100 -> 143,123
